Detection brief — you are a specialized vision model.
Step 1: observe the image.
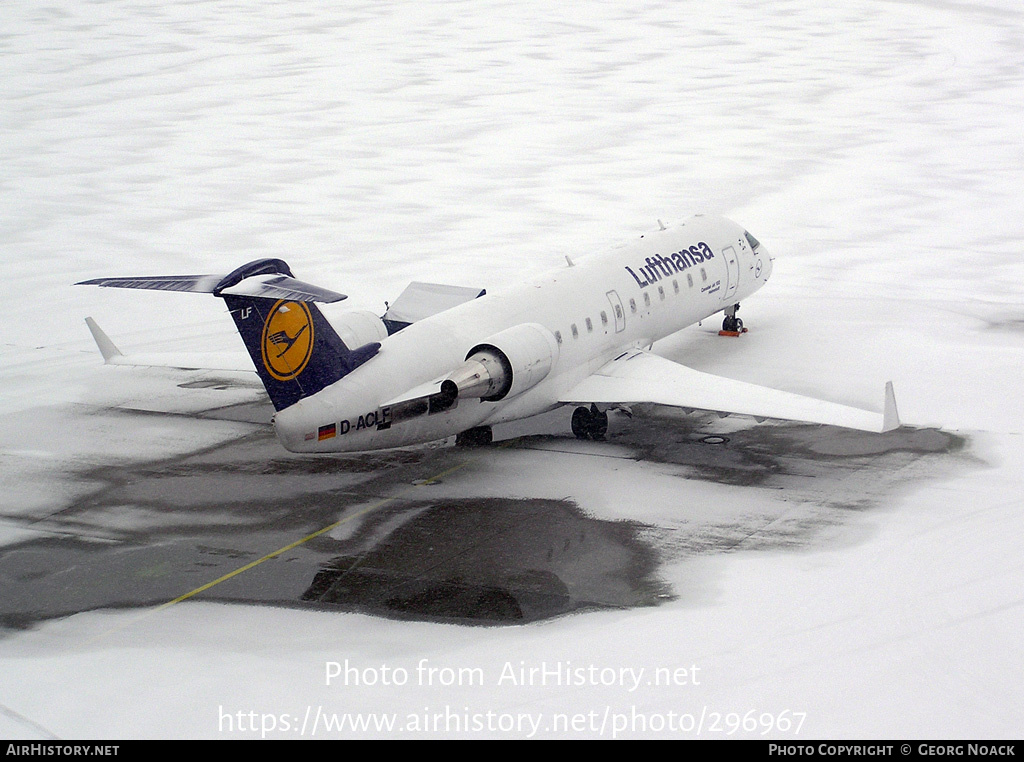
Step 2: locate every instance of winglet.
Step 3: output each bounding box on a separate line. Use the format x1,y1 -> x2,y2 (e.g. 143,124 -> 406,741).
84,317 -> 123,363
882,380 -> 900,432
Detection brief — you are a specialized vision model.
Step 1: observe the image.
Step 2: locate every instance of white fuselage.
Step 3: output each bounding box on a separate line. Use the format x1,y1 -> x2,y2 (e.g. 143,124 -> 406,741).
273,215 -> 771,452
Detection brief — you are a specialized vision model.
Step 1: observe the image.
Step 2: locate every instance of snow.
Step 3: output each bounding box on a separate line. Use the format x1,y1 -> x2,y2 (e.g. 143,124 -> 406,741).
2,0 -> 1023,739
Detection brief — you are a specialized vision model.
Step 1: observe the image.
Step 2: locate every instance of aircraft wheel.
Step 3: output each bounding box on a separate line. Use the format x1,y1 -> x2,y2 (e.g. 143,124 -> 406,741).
722,304 -> 742,332
589,405 -> 608,441
571,407 -> 592,440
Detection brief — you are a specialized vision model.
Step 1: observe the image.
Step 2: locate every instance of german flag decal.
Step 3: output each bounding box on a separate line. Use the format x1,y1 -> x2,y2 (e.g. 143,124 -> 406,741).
318,423 -> 337,441
261,300 -> 314,382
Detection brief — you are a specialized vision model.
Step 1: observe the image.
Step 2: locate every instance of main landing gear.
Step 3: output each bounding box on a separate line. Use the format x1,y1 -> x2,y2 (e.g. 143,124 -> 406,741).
719,303 -> 747,336
571,404 -> 608,441
455,426 -> 493,447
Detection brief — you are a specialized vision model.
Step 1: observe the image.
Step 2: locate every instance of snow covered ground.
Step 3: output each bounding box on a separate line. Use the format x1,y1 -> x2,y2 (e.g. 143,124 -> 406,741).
1,0 -> 1022,738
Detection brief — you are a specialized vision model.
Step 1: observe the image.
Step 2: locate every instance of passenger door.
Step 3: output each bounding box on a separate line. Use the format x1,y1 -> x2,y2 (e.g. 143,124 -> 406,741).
721,246 -> 739,300
606,290 -> 625,332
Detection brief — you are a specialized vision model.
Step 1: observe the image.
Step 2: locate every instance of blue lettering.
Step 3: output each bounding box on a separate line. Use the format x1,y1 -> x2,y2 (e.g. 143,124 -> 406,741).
627,242 -> 714,288
625,266 -> 649,287
644,258 -> 663,281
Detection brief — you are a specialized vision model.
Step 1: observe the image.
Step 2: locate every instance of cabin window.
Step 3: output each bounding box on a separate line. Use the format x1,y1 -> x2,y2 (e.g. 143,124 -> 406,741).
673,279 -> 679,294
601,311 -> 608,325
555,331 -> 562,344
629,298 -> 637,314
571,323 -> 579,339
613,305 -> 621,320
585,317 -> 593,333
658,285 -> 665,300
643,292 -> 651,307
687,274 -> 693,287
701,268 -> 707,282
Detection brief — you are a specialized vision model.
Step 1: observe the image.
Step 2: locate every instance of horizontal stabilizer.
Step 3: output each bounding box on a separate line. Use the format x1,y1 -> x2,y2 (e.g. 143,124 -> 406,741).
77,274 -> 222,293
77,272 -> 345,303
560,349 -> 900,434
217,274 -> 346,303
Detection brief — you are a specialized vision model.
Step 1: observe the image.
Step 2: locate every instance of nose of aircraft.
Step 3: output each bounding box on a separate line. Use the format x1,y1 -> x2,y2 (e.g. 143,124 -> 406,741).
740,228 -> 771,284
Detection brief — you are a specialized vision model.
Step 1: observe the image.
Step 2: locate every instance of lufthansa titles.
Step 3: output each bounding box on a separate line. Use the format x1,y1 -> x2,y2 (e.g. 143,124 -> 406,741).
625,241 -> 715,288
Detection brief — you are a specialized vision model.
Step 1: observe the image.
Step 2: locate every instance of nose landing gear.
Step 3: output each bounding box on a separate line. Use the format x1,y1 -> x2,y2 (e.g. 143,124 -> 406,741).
719,303 -> 747,336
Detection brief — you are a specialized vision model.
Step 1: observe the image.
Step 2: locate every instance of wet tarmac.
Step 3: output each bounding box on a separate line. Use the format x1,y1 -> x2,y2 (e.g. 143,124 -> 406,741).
302,498 -> 666,623
0,404 -> 965,630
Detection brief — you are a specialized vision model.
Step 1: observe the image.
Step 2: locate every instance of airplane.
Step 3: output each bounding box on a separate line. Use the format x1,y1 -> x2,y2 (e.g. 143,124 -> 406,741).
77,214 -> 899,452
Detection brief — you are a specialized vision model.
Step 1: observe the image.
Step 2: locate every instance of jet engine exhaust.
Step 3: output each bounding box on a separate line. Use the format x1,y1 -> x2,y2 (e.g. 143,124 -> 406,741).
439,348 -> 512,405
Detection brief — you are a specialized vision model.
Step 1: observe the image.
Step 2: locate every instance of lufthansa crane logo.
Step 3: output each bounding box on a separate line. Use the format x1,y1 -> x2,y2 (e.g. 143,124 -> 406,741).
261,300 -> 314,381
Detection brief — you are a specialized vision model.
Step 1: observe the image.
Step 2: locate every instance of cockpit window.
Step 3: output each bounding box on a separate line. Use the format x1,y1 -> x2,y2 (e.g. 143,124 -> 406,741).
744,231 -> 760,251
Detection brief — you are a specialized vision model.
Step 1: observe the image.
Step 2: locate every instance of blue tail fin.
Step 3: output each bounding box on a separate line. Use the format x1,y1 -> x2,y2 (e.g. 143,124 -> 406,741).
213,260 -> 380,411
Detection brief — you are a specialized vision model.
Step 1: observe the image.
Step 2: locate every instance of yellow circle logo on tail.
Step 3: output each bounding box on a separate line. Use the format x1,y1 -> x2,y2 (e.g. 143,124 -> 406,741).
261,300 -> 314,381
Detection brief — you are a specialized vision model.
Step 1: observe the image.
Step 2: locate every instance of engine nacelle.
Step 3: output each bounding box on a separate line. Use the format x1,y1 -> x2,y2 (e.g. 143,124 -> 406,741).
330,310 -> 389,350
441,323 -> 559,404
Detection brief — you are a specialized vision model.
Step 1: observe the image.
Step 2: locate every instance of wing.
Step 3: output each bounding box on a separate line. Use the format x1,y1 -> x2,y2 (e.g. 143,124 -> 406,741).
559,349 -> 900,433
85,317 -> 255,374
382,282 -> 486,333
